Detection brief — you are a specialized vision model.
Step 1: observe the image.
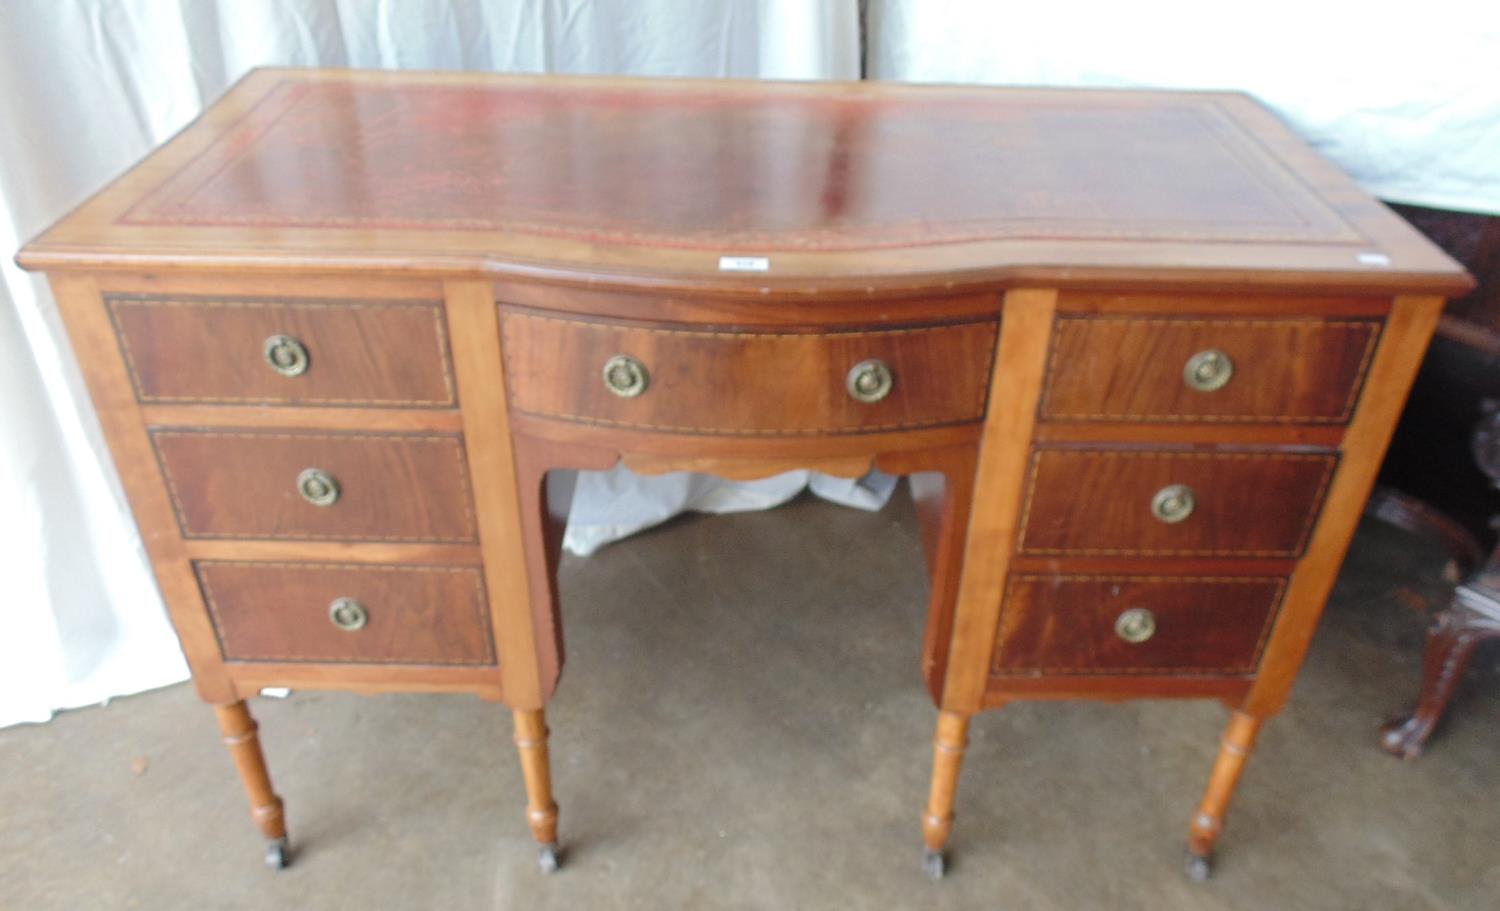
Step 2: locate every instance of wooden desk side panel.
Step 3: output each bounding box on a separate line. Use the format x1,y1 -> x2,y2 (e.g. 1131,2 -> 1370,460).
1244,294 -> 1444,716
47,274 -> 235,703
52,270 -> 511,703
938,288 -> 1058,712
443,280 -> 555,708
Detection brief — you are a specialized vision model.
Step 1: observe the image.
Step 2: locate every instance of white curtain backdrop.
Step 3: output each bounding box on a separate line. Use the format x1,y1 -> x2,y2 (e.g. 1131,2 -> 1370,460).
868,0 -> 1500,215
0,0 -> 860,728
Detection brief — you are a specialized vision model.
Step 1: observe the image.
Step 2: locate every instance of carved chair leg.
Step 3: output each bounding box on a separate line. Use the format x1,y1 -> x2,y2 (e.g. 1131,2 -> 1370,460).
1380,598 -> 1500,759
213,701 -> 289,869
1186,710 -> 1263,881
921,710 -> 971,879
513,708 -> 561,873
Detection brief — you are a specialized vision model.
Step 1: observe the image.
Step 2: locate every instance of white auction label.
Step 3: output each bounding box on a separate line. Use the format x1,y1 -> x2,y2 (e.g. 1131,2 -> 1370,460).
1356,252 -> 1391,266
718,256 -> 770,272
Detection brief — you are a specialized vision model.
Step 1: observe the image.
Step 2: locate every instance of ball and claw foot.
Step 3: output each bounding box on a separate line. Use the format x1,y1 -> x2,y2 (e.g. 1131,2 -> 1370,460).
264,836 -> 290,871
922,849 -> 946,880
537,842 -> 561,874
1184,850 -> 1212,883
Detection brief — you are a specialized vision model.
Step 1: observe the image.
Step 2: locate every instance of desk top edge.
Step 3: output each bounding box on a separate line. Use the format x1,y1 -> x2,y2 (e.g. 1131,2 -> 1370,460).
16,67 -> 1473,297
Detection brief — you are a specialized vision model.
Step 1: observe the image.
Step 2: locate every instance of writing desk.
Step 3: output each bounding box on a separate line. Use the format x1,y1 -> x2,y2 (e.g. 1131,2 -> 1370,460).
17,69 -> 1470,881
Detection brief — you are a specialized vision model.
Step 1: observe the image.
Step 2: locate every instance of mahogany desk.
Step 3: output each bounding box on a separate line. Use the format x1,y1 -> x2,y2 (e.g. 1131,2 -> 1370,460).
16,69 -> 1471,881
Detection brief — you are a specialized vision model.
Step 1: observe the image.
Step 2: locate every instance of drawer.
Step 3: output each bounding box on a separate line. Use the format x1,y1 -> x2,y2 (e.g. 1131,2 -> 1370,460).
993,575 -> 1286,675
153,430 -> 477,542
1040,316 -> 1381,423
197,561 -> 494,665
108,295 -> 455,406
1018,448 -> 1336,557
500,310 -> 998,435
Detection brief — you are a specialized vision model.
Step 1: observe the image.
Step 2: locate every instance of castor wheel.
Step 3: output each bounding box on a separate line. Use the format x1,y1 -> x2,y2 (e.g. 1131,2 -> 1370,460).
537,842 -> 561,874
264,836 -> 291,871
1184,850 -> 1212,882
922,849 -> 946,880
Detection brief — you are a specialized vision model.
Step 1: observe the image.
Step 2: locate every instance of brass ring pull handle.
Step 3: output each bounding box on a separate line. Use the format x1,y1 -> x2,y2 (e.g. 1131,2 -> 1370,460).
846,359 -> 894,404
1150,483 -> 1195,524
1114,607 -> 1156,644
1183,348 -> 1233,392
297,467 -> 340,507
263,334 -> 310,377
602,354 -> 649,398
328,597 -> 368,632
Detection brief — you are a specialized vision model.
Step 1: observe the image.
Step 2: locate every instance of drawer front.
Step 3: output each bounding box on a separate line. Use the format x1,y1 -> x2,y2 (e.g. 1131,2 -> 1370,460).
1040,316 -> 1381,423
197,561 -> 494,665
994,575 -> 1286,675
153,430 -> 477,542
500,310 -> 998,435
1018,448 -> 1336,557
108,296 -> 455,406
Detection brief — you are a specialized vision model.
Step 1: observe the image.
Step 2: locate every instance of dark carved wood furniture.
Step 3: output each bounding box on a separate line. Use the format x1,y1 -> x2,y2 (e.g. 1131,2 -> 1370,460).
16,70 -> 1470,882
1379,528 -> 1500,758
1376,212 -> 1500,755
1371,204 -> 1500,758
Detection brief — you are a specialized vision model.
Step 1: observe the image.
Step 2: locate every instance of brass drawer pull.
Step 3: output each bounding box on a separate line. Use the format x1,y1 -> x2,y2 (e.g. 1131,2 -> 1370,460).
263,334 -> 310,377
846,359 -> 894,403
1150,483 -> 1195,524
1183,348 -> 1233,392
328,597 -> 368,631
296,467 -> 340,507
1114,607 -> 1156,644
602,354 -> 649,398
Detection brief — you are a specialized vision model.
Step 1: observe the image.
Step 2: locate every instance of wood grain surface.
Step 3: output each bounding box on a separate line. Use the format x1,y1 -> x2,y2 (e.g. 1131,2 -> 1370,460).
993,575 -> 1287,676
109,294 -> 454,407
1041,315 -> 1381,423
1017,448 -> 1337,557
198,561 -> 494,665
151,429 -> 477,543
501,310 -> 998,435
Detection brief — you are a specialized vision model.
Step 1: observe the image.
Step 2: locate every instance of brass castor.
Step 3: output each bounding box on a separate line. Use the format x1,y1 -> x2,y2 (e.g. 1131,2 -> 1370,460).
1185,850 -> 1212,882
265,836 -> 290,870
537,842 -> 561,874
922,848 -> 946,880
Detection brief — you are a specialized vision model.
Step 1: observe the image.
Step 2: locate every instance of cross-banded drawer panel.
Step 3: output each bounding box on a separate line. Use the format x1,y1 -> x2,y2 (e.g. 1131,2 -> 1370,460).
1040,316 -> 1381,423
108,295 -> 455,406
500,309 -> 999,435
1018,447 -> 1337,557
152,429 -> 478,543
993,574 -> 1287,676
197,561 -> 494,665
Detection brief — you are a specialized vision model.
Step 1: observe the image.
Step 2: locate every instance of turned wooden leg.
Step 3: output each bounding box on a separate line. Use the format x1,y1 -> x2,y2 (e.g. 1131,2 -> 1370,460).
1380,597 -> 1500,759
513,708 -> 561,873
921,710 -> 971,879
1186,710 -> 1263,881
213,701 -> 289,870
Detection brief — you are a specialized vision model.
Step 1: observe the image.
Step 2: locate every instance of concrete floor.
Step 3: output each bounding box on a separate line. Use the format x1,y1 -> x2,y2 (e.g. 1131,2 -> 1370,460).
2,489 -> 1497,910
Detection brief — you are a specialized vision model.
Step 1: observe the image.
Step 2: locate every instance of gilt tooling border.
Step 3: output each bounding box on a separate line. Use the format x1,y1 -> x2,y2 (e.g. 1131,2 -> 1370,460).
117,80 -> 1363,250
